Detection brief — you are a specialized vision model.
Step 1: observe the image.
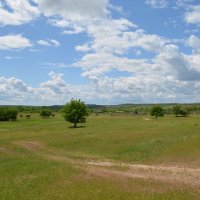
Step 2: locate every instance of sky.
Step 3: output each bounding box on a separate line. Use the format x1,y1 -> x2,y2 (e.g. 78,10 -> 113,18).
0,0 -> 200,105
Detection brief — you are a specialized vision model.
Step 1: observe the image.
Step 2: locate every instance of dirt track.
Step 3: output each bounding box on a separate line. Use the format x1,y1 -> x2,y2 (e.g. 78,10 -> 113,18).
13,141 -> 200,187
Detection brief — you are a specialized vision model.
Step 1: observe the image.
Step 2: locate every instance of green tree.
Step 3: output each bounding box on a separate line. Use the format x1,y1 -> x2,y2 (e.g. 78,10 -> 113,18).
63,99 -> 89,128
173,105 -> 181,117
173,105 -> 189,117
179,109 -> 188,117
7,108 -> 18,121
40,109 -> 52,118
0,107 -> 18,121
150,105 -> 164,119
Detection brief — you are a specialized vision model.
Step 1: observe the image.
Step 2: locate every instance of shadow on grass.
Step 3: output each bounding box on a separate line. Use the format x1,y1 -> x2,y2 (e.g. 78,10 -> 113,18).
68,125 -> 86,129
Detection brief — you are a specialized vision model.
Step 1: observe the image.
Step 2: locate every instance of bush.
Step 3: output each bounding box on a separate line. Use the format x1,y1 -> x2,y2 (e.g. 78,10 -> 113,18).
26,115 -> 31,119
40,109 -> 52,118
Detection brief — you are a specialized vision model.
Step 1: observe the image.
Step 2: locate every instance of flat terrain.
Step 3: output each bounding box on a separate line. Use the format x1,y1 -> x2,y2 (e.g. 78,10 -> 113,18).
1,114 -> 200,199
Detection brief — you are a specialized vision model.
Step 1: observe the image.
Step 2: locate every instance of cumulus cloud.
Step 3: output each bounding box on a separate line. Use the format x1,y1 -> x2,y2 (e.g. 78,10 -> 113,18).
145,0 -> 168,8
62,26 -> 84,35
1,0 -> 200,104
156,49 -> 200,81
186,35 -> 200,53
0,0 -> 109,27
1,70 -> 200,105
37,0 -> 111,36
48,18 -> 70,28
75,44 -> 91,52
0,76 -> 31,104
37,39 -> 60,47
0,71 -> 92,105
35,0 -> 109,20
184,5 -> 200,24
0,0 -> 39,26
0,34 -> 32,50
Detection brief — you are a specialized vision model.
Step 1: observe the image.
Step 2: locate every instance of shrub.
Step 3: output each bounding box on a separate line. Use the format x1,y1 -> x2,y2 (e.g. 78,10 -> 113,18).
40,109 -> 52,118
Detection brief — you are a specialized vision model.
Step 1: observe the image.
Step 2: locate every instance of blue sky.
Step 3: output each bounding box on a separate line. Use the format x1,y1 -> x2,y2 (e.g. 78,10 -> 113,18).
0,0 -> 200,105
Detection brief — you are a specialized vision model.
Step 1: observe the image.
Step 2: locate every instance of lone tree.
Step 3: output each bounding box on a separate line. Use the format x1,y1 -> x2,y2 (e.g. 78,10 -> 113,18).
150,105 -> 164,119
63,99 -> 89,128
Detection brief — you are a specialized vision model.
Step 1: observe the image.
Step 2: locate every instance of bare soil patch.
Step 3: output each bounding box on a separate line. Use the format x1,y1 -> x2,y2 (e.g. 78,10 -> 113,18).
14,141 -> 44,151
0,147 -> 8,153
87,161 -> 200,187
14,140 -> 200,187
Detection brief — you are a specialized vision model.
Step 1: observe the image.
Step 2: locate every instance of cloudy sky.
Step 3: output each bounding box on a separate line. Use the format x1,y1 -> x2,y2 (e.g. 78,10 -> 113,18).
0,0 -> 200,105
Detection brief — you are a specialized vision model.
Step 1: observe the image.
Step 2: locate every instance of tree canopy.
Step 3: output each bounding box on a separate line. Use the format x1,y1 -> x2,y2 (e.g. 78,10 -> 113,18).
150,105 -> 164,119
63,99 -> 89,128
40,109 -> 52,118
173,105 -> 188,117
0,107 -> 18,121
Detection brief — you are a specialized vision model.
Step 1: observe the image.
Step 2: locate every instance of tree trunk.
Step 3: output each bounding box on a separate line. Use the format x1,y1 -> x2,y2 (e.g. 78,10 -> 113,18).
74,123 -> 77,128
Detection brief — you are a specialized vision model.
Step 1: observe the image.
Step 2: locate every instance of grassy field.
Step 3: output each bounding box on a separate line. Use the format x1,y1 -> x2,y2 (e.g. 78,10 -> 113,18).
1,113 -> 200,199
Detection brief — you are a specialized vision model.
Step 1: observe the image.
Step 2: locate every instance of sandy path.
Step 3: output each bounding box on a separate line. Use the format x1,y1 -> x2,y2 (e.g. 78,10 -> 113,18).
86,161 -> 200,186
13,140 -> 200,187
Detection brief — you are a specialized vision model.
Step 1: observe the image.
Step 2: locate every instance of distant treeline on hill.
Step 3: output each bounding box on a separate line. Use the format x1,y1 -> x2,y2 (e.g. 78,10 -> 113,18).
0,105 -> 63,113
1,103 -> 200,115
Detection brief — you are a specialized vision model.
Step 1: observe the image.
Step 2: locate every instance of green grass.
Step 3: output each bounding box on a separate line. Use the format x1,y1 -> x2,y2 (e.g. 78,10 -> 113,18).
1,114 -> 200,199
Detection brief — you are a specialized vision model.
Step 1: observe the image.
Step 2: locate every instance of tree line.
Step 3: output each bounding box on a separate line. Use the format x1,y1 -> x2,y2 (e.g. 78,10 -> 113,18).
0,102 -> 199,127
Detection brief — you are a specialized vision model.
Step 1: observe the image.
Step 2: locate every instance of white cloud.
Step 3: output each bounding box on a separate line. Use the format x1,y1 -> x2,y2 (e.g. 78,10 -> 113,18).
1,0 -> 200,104
0,76 -> 28,92
62,26 -> 84,35
35,0 -> 109,20
31,0 -> 200,104
75,44 -> 91,52
44,62 -> 70,68
36,0 -> 111,36
48,18 -> 70,28
1,70 -> 200,105
48,18 -> 85,35
0,0 -> 39,26
0,34 -> 32,50
37,39 -> 60,47
108,3 -> 123,13
185,5 -> 200,24
76,53 -> 151,79
37,40 -> 50,46
186,35 -> 200,54
36,71 -> 95,104
145,0 -> 168,8
155,47 -> 200,81
49,40 -> 60,47
0,76 -> 31,104
0,0 -> 109,27
0,71 -> 95,105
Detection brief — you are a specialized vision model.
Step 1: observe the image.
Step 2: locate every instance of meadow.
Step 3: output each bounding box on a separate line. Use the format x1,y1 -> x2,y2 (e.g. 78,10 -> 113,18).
1,113 -> 200,199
